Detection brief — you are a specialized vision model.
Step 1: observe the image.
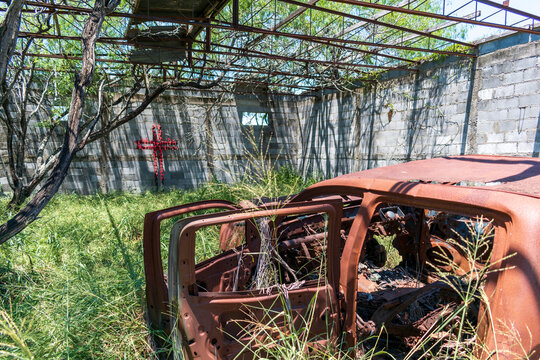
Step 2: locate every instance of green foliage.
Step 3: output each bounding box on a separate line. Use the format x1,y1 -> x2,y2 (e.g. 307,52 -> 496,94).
373,234 -> 401,269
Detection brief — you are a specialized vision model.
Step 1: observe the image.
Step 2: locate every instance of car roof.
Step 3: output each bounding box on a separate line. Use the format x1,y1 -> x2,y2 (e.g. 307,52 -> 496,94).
335,155 -> 540,198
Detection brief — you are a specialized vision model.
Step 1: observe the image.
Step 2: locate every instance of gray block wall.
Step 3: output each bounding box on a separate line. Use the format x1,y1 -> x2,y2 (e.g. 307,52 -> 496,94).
52,92 -> 302,193
294,33 -> 540,178
1,30 -> 539,194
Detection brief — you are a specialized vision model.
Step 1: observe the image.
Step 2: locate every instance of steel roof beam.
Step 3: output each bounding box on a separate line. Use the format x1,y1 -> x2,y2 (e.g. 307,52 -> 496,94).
340,0 -> 416,37
17,31 -> 413,72
276,0 -> 474,47
12,0 -> 477,58
15,52 -> 321,90
325,0 -> 540,35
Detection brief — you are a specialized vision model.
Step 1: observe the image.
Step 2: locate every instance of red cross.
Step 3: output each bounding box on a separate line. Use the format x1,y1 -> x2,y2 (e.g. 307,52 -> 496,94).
135,124 -> 178,184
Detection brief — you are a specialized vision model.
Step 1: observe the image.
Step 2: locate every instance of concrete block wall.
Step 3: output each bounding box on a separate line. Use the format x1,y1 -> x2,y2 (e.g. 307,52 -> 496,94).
295,57 -> 476,177
293,32 -> 540,178
0,30 -> 539,194
51,92 -> 302,193
474,40 -> 540,156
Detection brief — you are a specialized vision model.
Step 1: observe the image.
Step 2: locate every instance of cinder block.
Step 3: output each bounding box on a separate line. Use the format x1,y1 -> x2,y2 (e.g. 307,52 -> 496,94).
478,88 -> 494,100
523,67 -> 540,82
516,118 -> 540,132
494,97 -> 519,110
501,70 -> 525,84
477,120 -> 496,134
493,85 -> 514,98
517,142 -> 534,154
512,57 -> 537,71
496,142 -> 518,154
504,131 -> 529,142
477,110 -> 501,122
524,106 -> 540,119
514,81 -> 540,96
481,77 -> 502,90
485,133 -> 505,143
497,120 -> 517,132
519,94 -> 540,107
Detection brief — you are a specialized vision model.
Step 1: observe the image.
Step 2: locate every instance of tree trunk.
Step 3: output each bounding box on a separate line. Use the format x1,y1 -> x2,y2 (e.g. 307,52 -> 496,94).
0,1 -> 222,244
6,187 -> 28,210
0,0 -> 118,245
0,0 -> 23,85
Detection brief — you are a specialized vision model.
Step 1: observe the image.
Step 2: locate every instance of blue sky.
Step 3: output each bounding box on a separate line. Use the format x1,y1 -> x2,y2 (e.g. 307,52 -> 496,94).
448,0 -> 540,41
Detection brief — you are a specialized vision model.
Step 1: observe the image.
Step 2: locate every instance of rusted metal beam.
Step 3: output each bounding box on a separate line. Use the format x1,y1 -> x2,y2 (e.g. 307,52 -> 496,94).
326,0 -> 540,35
272,0 -> 320,31
340,0 -> 415,38
293,0 -> 417,64
229,0 -> 418,68
475,0 -> 540,22
18,27 -> 415,66
192,41 -> 415,71
14,0 -> 477,58
244,0 -> 321,46
190,57 -> 328,81
15,34 -> 333,82
20,61 -> 318,92
15,50 -> 325,84
276,0 -> 475,47
17,31 -> 415,72
294,37 -> 417,64
387,11 -> 481,46
232,0 -> 239,27
16,51 -> 351,91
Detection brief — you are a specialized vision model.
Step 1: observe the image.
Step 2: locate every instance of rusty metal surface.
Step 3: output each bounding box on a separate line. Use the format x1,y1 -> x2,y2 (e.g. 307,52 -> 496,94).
334,155 -> 540,198
143,155 -> 540,359
142,200 -> 238,332
293,155 -> 540,359
168,200 -> 343,359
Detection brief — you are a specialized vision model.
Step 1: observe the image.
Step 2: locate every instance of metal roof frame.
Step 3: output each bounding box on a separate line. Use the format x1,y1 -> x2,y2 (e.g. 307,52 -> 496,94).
3,0 -> 539,93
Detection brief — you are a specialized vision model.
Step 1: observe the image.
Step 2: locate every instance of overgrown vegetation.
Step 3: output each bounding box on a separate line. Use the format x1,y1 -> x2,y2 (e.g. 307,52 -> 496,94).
229,216 -> 517,360
0,168 -> 520,359
0,167 -> 317,359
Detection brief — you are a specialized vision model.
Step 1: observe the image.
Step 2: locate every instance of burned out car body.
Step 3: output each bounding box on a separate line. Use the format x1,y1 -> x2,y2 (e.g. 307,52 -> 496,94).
143,155 -> 540,359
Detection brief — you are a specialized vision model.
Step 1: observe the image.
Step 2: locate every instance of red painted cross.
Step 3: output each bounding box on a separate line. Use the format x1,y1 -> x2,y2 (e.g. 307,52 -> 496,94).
135,124 -> 178,184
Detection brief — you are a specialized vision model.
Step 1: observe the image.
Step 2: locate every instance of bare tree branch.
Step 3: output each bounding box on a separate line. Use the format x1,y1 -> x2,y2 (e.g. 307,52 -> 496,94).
78,79 -> 106,150
0,0 -> 120,244
82,77 -> 220,146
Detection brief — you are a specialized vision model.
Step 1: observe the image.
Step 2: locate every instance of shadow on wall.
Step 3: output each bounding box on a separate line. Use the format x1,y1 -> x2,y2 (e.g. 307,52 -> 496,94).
268,94 -> 299,167
405,59 -> 472,162
297,91 -> 357,178
62,96 -> 209,194
296,56 -> 472,179
209,92 -> 297,182
151,97 -> 208,189
358,84 -> 380,171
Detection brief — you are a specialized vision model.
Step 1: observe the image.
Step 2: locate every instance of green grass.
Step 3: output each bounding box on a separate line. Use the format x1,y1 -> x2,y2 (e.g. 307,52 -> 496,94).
1,168 -> 520,359
0,167 -> 316,359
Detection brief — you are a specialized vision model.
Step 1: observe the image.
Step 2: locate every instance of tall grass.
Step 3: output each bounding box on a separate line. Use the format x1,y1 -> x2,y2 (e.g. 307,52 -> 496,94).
0,167 -> 313,359
234,217 -> 519,360
1,171 -> 522,359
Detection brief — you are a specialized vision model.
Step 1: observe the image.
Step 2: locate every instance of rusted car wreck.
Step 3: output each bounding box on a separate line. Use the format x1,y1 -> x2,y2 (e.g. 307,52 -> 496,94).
143,155 -> 540,359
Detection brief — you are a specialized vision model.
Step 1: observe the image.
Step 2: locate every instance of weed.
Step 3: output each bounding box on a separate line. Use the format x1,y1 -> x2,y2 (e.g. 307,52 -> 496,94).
374,234 -> 401,269
401,217 -> 520,360
0,306 -> 33,359
0,167 -> 308,359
